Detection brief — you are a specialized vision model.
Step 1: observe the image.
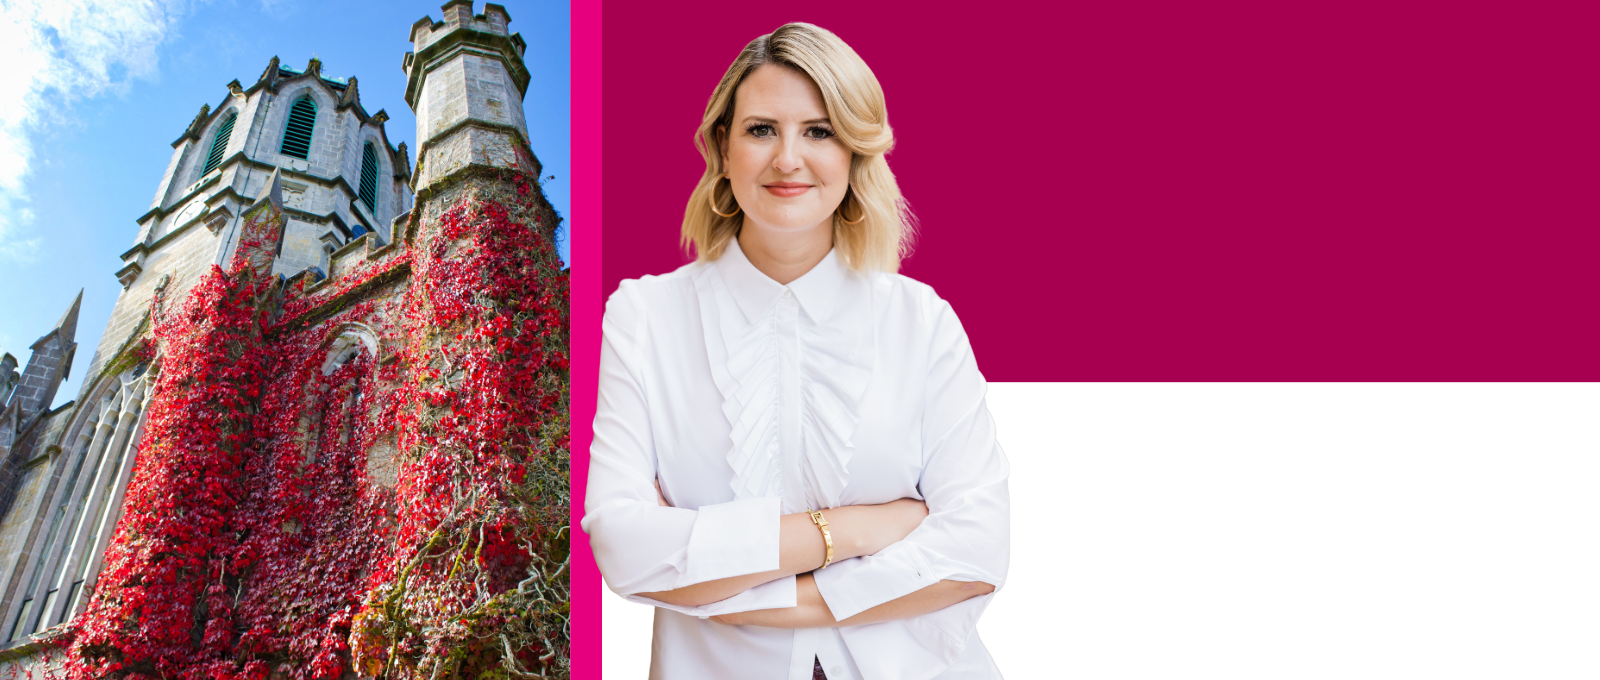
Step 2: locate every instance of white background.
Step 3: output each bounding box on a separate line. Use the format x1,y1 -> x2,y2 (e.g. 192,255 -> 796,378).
601,383 -> 1600,678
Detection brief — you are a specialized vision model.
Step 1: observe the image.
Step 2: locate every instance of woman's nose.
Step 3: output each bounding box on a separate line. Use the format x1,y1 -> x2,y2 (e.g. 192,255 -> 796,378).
772,135 -> 803,174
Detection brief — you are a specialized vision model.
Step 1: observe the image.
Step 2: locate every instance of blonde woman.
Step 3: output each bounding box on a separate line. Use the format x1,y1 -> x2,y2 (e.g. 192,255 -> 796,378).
585,23 -> 1009,680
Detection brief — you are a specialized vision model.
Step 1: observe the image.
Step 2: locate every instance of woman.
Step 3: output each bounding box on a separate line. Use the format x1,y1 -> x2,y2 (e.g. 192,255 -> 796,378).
584,23 -> 1010,680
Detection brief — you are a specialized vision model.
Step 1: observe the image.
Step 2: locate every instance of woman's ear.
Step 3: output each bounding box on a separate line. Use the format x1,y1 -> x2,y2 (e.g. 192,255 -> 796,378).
716,124 -> 729,170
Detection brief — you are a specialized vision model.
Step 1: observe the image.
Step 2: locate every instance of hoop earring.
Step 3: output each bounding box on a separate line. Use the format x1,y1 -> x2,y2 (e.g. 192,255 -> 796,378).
837,193 -> 866,225
708,174 -> 741,218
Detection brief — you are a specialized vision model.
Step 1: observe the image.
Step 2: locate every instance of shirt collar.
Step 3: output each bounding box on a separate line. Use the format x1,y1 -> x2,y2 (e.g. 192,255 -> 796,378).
717,237 -> 848,323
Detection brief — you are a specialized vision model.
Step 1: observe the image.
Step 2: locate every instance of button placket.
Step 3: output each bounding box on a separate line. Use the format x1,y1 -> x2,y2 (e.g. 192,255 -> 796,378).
775,288 -> 805,515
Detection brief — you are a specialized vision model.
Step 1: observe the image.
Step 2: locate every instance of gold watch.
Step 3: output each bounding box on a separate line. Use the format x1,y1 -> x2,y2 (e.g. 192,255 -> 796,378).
806,509 -> 834,569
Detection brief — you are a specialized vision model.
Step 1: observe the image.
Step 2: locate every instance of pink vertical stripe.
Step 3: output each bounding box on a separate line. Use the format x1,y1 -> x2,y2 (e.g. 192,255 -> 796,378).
570,0 -> 601,677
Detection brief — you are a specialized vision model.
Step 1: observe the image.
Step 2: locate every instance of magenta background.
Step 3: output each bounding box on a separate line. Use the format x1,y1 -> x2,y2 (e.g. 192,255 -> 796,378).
599,1 -> 1600,382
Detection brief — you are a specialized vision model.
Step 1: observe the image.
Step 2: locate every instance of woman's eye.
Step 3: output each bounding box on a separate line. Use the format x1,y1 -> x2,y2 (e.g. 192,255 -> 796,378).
806,126 -> 834,139
748,125 -> 774,137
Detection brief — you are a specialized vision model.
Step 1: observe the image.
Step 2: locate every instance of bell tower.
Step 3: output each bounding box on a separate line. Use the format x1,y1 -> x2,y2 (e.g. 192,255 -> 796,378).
85,56 -> 414,393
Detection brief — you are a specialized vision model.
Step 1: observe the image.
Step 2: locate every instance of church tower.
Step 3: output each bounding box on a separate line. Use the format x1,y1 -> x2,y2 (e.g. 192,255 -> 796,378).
90,57 -> 414,390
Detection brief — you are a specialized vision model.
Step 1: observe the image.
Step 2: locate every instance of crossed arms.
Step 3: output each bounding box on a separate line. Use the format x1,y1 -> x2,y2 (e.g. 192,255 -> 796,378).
637,485 -> 995,628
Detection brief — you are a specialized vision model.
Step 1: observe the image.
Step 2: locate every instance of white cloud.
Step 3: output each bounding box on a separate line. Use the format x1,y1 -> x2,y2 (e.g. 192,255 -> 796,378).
0,0 -> 194,262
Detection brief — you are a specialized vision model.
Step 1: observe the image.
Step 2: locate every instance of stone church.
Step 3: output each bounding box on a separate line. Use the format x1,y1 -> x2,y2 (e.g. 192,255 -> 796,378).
0,2 -> 569,677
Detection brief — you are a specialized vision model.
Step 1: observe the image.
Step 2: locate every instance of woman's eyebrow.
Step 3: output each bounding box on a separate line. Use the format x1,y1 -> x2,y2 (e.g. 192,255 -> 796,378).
737,116 -> 832,126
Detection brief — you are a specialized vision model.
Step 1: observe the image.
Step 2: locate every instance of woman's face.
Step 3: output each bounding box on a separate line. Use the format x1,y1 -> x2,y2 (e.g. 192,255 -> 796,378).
719,64 -> 853,239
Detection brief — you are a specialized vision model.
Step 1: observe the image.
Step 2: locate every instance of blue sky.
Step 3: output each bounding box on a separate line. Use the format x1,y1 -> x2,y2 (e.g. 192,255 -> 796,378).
0,0 -> 569,408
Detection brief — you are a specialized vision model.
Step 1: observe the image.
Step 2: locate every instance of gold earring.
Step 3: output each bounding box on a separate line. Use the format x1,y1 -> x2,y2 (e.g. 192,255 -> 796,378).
837,192 -> 866,225
708,174 -> 741,218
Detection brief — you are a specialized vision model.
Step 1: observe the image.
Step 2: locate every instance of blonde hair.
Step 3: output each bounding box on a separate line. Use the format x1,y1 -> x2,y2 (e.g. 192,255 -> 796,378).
682,23 -> 914,273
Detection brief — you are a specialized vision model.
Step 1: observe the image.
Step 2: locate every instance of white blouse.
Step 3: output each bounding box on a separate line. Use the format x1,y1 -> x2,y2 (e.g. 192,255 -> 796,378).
584,239 -> 1010,680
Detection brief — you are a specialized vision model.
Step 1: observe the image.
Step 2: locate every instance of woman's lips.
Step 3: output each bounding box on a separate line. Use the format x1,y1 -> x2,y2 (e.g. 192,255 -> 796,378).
763,183 -> 812,198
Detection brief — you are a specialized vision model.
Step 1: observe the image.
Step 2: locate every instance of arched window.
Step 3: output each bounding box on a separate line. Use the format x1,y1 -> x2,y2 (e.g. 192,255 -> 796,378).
300,330 -> 376,469
358,143 -> 379,214
4,365 -> 151,640
280,97 -> 317,160
201,112 -> 237,176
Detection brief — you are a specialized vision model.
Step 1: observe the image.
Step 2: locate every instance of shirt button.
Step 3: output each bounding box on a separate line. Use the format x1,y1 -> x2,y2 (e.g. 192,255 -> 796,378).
831,666 -> 843,675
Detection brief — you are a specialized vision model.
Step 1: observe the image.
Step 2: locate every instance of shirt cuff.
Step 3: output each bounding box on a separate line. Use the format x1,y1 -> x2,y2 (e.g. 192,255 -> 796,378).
675,495 -> 781,587
626,574 -> 799,618
811,540 -> 939,620
837,593 -> 993,680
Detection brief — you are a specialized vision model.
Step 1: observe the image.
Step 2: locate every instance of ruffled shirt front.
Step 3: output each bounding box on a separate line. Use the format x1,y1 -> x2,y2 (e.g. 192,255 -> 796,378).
584,239 -> 1011,680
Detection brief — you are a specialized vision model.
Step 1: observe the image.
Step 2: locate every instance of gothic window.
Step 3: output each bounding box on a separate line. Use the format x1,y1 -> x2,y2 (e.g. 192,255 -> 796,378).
280,97 -> 318,160
202,112 -> 237,176
299,330 -> 376,471
3,365 -> 152,640
322,330 -> 376,377
358,142 -> 379,215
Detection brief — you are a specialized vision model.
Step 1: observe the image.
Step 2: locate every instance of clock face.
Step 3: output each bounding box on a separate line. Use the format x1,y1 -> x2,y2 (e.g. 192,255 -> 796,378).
177,201 -> 205,226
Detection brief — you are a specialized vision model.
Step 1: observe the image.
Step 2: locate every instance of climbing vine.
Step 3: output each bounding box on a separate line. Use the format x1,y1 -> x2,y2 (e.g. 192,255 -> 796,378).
66,200 -> 279,678
350,173 -> 569,679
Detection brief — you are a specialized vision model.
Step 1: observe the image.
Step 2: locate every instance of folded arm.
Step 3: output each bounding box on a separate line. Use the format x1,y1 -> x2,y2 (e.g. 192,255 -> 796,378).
710,572 -> 994,628
638,486 -> 928,608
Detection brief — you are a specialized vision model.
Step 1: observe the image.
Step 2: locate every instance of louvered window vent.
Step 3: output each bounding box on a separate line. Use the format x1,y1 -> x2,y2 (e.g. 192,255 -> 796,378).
359,143 -> 379,214
202,112 -> 236,175
280,97 -> 317,160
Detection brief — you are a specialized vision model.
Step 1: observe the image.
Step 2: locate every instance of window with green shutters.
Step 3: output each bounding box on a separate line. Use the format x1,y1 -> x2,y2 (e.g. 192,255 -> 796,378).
280,97 -> 317,160
359,143 -> 379,214
202,112 -> 236,176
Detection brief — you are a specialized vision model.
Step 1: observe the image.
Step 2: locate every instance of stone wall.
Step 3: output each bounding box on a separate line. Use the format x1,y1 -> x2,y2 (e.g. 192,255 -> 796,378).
78,216 -> 220,402
6,339 -> 67,421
